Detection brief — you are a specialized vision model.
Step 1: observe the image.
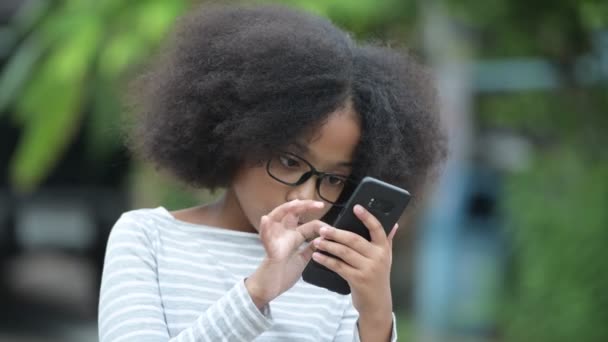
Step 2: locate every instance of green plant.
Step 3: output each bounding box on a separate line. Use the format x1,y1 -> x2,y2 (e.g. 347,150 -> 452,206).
0,0 -> 187,192
501,149 -> 608,341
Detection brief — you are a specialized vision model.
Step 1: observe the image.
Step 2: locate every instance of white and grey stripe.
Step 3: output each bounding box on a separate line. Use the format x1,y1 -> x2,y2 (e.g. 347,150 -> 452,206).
98,207 -> 397,341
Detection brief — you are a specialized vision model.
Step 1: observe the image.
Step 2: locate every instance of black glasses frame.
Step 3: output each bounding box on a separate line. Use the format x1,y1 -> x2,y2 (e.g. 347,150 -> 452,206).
266,151 -> 354,206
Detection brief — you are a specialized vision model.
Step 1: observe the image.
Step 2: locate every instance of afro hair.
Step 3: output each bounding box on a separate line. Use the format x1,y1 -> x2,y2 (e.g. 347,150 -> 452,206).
127,4 -> 447,198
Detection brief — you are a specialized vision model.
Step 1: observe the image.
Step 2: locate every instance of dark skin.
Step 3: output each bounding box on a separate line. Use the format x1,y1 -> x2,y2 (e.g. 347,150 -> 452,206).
172,105 -> 397,341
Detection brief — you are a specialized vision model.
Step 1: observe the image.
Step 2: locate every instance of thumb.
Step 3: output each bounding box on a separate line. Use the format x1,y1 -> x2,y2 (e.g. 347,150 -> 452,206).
387,223 -> 399,249
298,241 -> 316,262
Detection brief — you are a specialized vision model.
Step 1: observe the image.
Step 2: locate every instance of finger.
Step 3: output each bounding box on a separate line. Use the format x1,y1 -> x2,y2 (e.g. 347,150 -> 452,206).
313,237 -> 365,268
267,199 -> 325,222
387,223 -> 399,249
354,204 -> 387,245
318,226 -> 374,258
295,220 -> 325,241
312,251 -> 356,281
298,241 -> 315,262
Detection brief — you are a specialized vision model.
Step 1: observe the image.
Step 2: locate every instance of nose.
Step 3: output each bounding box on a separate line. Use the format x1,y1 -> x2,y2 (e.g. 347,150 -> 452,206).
285,176 -> 319,202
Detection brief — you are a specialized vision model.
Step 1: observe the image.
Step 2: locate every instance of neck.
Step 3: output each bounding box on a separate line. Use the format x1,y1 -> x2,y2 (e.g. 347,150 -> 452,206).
171,188 -> 256,233
210,188 -> 257,233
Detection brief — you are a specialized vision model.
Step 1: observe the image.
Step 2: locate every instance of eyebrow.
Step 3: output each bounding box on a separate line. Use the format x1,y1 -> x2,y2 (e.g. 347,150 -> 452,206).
290,142 -> 353,168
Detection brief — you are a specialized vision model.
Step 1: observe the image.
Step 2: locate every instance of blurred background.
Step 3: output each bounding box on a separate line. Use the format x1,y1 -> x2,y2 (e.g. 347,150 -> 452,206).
0,0 -> 606,341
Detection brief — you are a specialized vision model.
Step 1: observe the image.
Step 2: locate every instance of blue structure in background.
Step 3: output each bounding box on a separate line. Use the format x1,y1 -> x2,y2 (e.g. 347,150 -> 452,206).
415,161 -> 509,338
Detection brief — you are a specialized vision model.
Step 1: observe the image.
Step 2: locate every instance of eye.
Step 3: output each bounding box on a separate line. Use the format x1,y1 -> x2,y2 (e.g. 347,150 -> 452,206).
278,154 -> 301,168
325,175 -> 346,187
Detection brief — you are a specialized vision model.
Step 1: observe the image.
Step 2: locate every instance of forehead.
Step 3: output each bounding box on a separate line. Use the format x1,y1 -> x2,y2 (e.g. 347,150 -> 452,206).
294,105 -> 361,166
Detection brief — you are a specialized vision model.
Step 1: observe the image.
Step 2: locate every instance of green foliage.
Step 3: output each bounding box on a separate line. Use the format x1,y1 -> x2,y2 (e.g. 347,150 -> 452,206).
0,0 -> 187,192
396,314 -> 414,340
129,163 -> 220,211
270,0 -> 418,42
478,82 -> 607,341
445,0 -> 608,59
501,149 -> 608,341
459,0 -> 608,338
478,88 -> 608,153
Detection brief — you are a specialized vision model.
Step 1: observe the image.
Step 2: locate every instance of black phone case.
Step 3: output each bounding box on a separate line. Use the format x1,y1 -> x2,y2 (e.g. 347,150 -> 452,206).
302,177 -> 411,294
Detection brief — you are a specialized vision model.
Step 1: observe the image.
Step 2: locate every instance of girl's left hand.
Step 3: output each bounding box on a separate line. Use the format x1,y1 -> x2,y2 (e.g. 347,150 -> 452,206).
311,204 -> 398,321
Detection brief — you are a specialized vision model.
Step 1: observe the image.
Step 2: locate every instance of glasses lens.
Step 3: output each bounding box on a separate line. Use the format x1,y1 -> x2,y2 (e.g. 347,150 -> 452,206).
267,152 -> 353,205
267,153 -> 310,184
319,175 -> 351,204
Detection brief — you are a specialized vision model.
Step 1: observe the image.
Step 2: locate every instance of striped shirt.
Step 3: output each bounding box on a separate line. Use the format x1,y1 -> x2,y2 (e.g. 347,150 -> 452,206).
98,207 -> 397,341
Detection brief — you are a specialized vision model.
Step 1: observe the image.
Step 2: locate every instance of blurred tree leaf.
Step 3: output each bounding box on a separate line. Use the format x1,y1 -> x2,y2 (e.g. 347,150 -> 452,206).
579,1 -> 608,30
0,0 -> 52,113
502,149 -> 608,341
10,14 -> 103,191
0,34 -> 46,113
447,0 -> 608,339
270,0 -> 417,41
2,0 -> 187,192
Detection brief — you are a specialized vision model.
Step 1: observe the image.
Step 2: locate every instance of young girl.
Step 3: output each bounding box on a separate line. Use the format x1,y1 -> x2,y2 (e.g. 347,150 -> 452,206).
98,4 -> 445,342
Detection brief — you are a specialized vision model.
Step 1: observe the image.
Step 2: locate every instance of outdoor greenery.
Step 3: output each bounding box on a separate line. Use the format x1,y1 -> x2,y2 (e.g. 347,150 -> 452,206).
464,1 -> 607,340
0,0 -> 187,192
1,0 -> 606,340
500,146 -> 608,341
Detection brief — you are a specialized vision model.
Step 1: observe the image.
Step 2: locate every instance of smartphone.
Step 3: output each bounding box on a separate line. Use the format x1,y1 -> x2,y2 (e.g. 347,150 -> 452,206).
302,176 -> 411,294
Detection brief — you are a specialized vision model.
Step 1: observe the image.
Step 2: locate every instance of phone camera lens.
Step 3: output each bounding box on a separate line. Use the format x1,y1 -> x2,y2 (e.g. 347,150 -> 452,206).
370,198 -> 394,214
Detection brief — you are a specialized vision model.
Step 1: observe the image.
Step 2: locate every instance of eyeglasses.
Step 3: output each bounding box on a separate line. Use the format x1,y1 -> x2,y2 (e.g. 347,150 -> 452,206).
266,151 -> 354,206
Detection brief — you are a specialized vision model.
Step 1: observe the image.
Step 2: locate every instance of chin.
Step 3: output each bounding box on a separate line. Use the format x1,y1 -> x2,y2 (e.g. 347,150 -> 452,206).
246,216 -> 261,233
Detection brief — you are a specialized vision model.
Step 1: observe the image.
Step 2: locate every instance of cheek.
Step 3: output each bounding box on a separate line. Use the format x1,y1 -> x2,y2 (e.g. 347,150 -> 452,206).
233,166 -> 286,229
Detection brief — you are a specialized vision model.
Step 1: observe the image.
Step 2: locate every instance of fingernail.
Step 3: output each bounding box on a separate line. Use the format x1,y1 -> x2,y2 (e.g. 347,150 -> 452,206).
354,204 -> 364,215
313,238 -> 322,246
320,226 -> 329,234
315,201 -> 325,208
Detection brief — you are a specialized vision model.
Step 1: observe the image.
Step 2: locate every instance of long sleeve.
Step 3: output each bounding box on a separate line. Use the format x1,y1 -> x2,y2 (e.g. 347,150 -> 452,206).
98,213 -> 273,342
332,299 -> 398,342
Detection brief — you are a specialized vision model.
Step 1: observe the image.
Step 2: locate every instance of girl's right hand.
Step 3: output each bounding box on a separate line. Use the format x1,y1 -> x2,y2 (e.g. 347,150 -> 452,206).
245,199 -> 327,309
